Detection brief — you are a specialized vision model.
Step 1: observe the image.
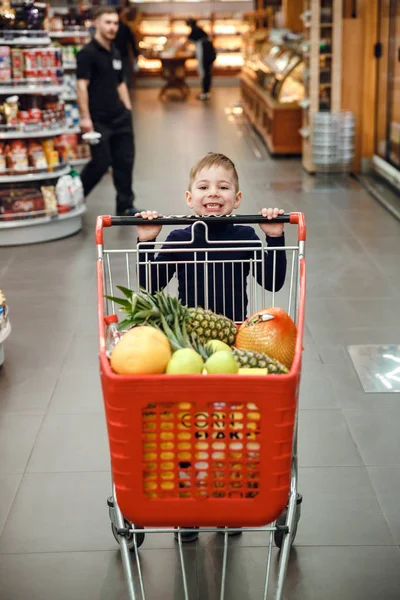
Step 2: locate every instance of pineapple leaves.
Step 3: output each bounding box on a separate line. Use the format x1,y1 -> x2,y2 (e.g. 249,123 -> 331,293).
104,295 -> 132,309
118,318 -> 135,331
116,285 -> 135,300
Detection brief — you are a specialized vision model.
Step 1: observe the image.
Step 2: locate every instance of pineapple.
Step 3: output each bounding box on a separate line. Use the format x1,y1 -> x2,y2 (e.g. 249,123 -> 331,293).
186,306 -> 237,346
105,287 -> 287,374
231,348 -> 287,373
106,287 -> 237,346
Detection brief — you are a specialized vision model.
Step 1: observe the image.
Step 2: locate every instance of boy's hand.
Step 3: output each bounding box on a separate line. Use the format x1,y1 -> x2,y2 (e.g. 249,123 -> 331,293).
259,207 -> 285,237
136,210 -> 163,241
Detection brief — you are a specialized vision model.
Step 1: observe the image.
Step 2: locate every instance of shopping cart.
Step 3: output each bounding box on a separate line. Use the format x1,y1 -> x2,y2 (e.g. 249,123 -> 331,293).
96,212 -> 306,600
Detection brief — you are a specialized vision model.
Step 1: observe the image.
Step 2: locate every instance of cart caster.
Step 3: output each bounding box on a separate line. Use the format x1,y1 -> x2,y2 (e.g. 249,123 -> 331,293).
108,496 -> 145,550
274,493 -> 302,550
111,521 -> 145,551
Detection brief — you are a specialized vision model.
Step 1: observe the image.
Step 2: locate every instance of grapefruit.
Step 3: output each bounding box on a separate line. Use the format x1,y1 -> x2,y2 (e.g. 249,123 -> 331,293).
110,326 -> 171,374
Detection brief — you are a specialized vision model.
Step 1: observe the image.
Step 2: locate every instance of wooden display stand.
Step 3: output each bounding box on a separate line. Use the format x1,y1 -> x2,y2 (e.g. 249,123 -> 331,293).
159,56 -> 190,101
240,69 -> 302,155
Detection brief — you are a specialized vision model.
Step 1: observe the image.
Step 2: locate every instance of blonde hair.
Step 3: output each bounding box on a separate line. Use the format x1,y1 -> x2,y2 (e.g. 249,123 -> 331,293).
189,153 -> 239,192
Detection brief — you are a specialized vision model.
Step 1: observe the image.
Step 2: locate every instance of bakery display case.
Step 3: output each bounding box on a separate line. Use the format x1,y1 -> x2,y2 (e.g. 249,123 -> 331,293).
240,39 -> 304,154
137,14 -> 248,78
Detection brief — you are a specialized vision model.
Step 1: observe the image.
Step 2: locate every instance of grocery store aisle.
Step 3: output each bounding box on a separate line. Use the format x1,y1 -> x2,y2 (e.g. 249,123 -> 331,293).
1,87 -> 400,600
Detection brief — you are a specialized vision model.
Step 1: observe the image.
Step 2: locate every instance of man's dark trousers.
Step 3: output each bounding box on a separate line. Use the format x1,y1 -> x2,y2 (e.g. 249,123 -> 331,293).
81,109 -> 135,214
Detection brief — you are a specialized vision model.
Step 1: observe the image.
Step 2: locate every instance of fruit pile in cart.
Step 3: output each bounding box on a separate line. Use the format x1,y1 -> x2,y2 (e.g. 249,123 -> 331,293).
106,287 -> 297,376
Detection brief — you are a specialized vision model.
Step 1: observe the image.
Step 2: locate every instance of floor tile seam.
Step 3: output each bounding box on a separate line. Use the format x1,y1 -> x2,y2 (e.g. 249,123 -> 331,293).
22,469 -> 111,475
340,409 -> 400,541
0,544 -> 398,557
0,474 -> 24,539
14,414 -> 46,481
364,478 -> 400,544
44,411 -> 105,416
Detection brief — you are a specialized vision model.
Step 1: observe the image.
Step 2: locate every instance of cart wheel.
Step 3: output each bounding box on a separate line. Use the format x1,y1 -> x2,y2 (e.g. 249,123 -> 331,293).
274,494 -> 302,550
111,521 -> 145,551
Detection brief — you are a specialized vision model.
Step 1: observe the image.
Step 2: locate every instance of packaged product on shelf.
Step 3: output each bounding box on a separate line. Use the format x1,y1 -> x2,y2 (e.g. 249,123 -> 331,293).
40,185 -> 58,215
23,48 -> 36,73
77,141 -> 90,159
53,134 -> 68,162
0,187 -> 45,220
55,133 -> 78,160
42,138 -> 59,167
56,174 -> 74,212
70,168 -> 84,205
63,74 -> 77,98
0,142 -> 6,173
11,48 -> 24,80
0,2 -> 16,30
0,95 -> 19,125
0,46 -> 11,81
12,0 -> 46,31
5,140 -> 28,172
28,139 -> 47,168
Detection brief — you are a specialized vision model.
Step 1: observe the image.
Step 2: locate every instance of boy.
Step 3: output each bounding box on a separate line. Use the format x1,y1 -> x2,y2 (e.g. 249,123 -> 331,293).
136,152 -> 287,323
136,153 -> 286,542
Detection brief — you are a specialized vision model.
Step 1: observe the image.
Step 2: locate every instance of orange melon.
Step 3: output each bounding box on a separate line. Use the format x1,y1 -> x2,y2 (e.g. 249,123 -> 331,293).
235,307 -> 297,369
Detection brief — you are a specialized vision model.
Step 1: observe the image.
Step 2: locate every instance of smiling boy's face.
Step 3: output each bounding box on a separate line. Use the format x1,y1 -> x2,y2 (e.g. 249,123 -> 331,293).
186,165 -> 242,216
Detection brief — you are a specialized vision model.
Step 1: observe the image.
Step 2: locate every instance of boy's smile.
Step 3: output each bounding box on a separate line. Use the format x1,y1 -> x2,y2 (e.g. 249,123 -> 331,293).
186,165 -> 242,216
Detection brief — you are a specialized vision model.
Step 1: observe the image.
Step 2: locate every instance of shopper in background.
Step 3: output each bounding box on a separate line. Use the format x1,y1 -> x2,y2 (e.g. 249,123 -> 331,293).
186,18 -> 216,101
115,6 -> 140,88
77,6 -> 141,216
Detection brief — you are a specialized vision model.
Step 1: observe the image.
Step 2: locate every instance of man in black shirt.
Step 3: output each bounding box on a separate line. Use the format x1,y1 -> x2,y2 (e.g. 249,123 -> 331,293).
186,18 -> 216,101
77,6 -> 140,216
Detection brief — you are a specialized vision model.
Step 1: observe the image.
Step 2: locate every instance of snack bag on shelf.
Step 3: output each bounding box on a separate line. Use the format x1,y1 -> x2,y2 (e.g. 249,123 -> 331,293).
70,169 -> 84,206
41,186 -> 58,216
7,140 -> 28,172
11,48 -> 24,81
0,188 -> 45,220
56,174 -> 74,212
28,140 -> 47,169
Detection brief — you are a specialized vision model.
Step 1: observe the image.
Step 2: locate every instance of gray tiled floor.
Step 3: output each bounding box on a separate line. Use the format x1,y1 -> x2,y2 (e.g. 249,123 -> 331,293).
1,87 -> 400,599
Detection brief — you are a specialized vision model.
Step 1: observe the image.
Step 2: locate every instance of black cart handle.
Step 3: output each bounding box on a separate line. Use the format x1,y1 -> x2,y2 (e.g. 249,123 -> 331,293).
110,213 -> 291,226
96,213 -> 306,243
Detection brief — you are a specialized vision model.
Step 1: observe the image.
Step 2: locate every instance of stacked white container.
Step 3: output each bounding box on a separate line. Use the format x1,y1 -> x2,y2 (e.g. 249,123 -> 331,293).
312,111 -> 355,173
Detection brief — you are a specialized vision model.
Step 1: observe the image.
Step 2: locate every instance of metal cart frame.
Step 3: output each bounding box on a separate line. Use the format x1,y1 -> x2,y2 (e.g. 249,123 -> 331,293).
96,213 -> 306,600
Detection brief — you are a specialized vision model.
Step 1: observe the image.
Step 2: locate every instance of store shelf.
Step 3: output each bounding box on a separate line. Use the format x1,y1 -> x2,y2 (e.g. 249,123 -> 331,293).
0,83 -> 63,96
63,94 -> 77,102
70,158 -> 89,167
0,31 -> 50,46
63,62 -> 77,70
49,31 -> 88,39
0,321 -> 11,345
0,204 -> 86,246
0,126 -> 80,140
0,164 -> 70,184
